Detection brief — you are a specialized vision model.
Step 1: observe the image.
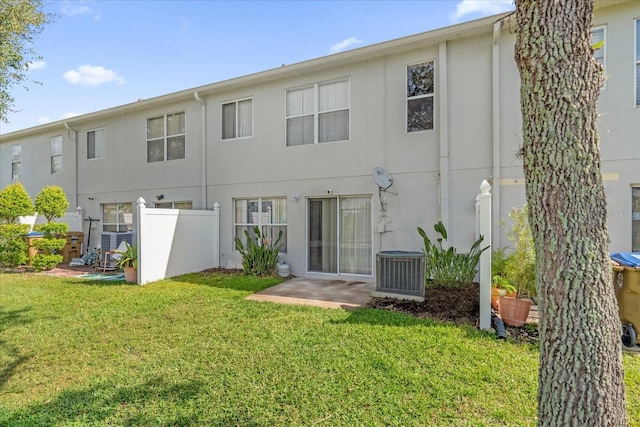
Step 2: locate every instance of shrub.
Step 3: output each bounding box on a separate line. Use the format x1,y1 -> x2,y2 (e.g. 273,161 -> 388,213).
34,185 -> 69,222
235,226 -> 284,277
417,221 -> 488,288
0,224 -> 29,267
31,222 -> 68,271
504,205 -> 536,299
0,182 -> 34,223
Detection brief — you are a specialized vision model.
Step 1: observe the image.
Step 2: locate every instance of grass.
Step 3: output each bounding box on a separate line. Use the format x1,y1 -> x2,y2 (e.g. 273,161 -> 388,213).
0,272 -> 639,426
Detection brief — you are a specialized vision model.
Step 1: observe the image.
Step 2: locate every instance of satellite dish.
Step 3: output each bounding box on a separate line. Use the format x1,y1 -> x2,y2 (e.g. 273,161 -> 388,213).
372,167 -> 393,190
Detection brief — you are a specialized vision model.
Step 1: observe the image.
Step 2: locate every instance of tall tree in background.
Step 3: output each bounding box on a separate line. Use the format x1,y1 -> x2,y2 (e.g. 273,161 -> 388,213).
0,0 -> 50,123
514,0 -> 627,425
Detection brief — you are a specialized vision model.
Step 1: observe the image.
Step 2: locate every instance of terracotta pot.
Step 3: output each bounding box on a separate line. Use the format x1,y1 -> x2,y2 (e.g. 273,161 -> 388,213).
491,289 -> 517,311
123,266 -> 137,284
491,288 -> 501,311
498,296 -> 532,327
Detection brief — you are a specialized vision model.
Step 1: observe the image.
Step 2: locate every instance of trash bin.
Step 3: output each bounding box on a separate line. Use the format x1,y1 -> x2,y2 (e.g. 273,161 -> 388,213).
611,252 -> 640,347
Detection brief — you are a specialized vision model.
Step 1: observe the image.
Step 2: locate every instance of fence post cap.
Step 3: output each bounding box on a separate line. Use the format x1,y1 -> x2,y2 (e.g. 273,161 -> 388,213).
480,180 -> 491,194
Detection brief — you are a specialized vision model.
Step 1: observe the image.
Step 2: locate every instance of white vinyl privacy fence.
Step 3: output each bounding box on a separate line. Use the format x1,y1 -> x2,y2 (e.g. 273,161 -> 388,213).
476,180 -> 492,330
136,198 -> 220,285
18,206 -> 84,232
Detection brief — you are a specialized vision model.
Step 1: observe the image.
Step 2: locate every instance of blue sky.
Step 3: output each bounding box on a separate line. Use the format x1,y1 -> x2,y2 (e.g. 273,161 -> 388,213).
1,0 -> 514,135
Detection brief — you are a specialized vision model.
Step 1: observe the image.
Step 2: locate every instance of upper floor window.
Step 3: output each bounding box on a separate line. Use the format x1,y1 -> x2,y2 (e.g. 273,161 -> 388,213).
635,19 -> 640,106
102,202 -> 133,232
407,61 -> 434,132
222,98 -> 252,140
234,197 -> 287,253
51,135 -> 63,174
87,128 -> 106,159
286,78 -> 350,146
11,144 -> 21,179
147,112 -> 185,162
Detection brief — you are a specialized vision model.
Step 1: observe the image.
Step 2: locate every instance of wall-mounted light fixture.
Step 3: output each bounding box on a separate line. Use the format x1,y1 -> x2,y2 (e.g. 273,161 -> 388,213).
88,197 -> 95,201
155,194 -> 165,201
291,195 -> 300,202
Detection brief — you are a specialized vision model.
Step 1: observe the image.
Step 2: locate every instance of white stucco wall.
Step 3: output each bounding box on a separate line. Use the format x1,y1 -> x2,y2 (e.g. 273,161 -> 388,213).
1,1 -> 638,277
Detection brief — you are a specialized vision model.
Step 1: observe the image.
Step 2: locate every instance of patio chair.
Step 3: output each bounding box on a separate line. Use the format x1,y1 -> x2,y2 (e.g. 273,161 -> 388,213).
95,241 -> 126,272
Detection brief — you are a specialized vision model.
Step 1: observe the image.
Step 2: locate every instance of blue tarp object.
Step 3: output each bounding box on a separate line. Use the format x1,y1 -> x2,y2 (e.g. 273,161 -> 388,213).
610,252 -> 640,268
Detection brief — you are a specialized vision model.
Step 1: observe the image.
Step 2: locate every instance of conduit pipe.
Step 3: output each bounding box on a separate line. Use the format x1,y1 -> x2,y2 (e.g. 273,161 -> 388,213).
194,91 -> 207,209
491,20 -> 503,247
438,41 -> 450,228
64,122 -> 79,209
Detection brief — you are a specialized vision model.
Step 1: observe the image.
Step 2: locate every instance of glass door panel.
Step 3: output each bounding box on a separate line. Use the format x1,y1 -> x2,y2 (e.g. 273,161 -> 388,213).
308,196 -> 371,275
308,198 -> 337,273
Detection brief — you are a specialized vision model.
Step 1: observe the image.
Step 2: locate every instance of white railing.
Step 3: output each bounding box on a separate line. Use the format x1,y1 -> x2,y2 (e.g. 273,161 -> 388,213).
136,198 -> 220,285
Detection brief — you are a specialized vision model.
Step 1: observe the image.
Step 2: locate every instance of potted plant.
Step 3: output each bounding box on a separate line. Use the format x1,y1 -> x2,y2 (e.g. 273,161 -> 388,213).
491,248 -> 516,310
114,242 -> 137,283
498,206 -> 536,327
491,274 -> 517,311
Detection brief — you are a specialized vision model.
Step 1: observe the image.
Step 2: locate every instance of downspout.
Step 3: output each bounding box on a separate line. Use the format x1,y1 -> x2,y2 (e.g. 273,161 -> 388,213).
64,122 -> 79,209
438,41 -> 449,229
491,21 -> 503,247
194,91 -> 207,209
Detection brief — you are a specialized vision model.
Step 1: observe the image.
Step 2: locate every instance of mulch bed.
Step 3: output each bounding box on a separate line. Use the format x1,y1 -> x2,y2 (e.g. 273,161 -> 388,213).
366,282 -> 539,345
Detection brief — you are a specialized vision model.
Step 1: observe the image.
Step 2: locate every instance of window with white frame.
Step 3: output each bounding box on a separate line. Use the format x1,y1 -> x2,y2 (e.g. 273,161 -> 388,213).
102,203 -> 133,232
154,201 -> 193,209
407,61 -> 434,132
286,78 -> 350,146
636,19 -> 640,106
87,128 -> 106,159
51,135 -> 63,173
234,197 -> 287,252
222,98 -> 253,140
147,112 -> 185,162
11,144 -> 21,179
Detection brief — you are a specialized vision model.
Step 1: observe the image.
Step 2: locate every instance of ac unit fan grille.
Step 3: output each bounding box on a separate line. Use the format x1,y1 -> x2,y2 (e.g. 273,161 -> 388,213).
376,251 -> 425,298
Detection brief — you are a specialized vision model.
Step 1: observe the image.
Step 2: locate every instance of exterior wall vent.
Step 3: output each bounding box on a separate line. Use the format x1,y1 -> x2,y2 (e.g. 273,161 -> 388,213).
373,251 -> 425,301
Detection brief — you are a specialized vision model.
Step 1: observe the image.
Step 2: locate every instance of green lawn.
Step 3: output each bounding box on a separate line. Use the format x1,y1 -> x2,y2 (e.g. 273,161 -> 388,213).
1,272 -> 638,426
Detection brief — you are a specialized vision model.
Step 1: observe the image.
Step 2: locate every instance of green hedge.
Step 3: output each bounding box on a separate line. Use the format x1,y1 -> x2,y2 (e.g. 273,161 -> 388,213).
0,224 -> 30,267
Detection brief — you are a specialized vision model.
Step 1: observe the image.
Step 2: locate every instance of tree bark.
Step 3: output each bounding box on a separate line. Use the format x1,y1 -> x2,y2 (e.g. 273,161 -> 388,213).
514,1 -> 627,425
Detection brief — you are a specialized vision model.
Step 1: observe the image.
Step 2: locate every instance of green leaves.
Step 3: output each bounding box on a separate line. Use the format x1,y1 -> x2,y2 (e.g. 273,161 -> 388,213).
418,221 -> 488,288
234,226 -> 283,276
34,185 -> 69,223
113,242 -> 137,269
0,0 -> 51,122
0,182 -> 34,223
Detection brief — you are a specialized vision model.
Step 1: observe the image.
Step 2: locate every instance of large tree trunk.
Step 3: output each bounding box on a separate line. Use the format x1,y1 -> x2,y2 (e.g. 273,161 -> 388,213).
514,1 -> 627,425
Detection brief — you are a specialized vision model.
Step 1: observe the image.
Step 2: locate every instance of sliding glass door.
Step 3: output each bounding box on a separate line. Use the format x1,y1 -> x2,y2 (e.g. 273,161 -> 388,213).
308,196 -> 371,275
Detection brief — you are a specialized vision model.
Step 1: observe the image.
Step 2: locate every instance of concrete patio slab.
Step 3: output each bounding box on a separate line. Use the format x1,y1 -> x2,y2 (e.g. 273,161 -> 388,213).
246,277 -> 375,310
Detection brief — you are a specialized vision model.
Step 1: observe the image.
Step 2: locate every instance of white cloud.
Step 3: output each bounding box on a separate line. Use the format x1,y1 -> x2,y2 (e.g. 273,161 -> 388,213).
38,116 -> 52,125
329,37 -> 364,54
63,65 -> 125,86
28,61 -> 46,71
60,0 -> 101,20
451,0 -> 514,22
